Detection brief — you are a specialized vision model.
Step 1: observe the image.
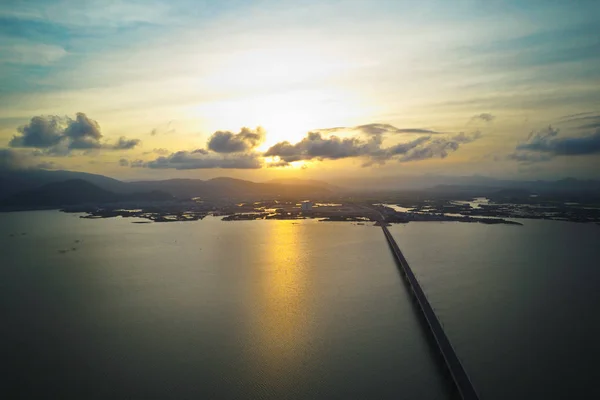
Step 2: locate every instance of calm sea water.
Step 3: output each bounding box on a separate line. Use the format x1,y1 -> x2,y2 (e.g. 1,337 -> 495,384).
389,220 -> 600,399
1,211 -> 450,399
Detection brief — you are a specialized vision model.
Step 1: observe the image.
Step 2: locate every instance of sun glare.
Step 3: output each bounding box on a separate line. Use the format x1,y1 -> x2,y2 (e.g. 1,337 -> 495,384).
192,88 -> 368,150
188,46 -> 375,149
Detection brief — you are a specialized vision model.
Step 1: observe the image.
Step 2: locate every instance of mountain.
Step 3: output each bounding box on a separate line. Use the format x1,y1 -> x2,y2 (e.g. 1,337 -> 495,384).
0,169 -> 130,199
1,170 -> 335,203
336,174 -> 600,193
2,167 -> 599,206
1,179 -> 172,209
128,177 -> 334,200
267,178 -> 342,191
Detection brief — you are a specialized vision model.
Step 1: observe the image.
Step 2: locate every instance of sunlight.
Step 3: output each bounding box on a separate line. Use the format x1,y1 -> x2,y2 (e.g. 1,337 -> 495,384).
191,88 -> 368,150
248,221 -> 313,380
264,156 -> 309,169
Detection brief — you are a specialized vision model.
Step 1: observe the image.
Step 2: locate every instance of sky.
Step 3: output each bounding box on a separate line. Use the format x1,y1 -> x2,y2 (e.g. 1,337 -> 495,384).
0,0 -> 599,182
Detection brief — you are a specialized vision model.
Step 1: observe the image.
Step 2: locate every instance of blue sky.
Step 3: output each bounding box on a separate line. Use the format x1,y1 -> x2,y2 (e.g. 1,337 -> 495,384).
0,0 -> 599,180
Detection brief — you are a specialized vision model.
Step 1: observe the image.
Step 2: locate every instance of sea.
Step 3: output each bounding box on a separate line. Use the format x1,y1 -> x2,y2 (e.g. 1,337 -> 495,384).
1,211 -> 599,399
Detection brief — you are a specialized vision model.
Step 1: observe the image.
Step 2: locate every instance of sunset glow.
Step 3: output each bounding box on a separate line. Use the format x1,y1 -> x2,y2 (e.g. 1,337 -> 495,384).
0,0 -> 598,181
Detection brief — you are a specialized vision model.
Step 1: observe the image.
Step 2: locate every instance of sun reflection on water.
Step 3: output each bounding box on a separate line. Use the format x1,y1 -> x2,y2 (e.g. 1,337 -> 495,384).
250,221 -> 313,384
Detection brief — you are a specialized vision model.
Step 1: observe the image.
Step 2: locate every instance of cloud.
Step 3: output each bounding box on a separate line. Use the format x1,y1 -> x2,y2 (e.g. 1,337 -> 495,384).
506,152 -> 552,163
63,112 -> 103,149
578,122 -> 600,130
472,113 -> 495,122
207,127 -> 265,153
516,126 -> 600,156
0,148 -> 58,171
318,123 -> 442,136
266,159 -> 292,168
558,111 -> 596,121
144,151 -> 262,170
0,40 -> 67,65
396,132 -> 481,162
264,132 -> 374,163
9,113 -> 141,155
130,159 -> 146,168
556,112 -> 600,130
118,158 -> 129,167
35,161 -> 60,169
136,126 -> 265,170
113,137 -> 141,150
142,148 -> 170,155
0,148 -> 29,170
9,115 -> 64,148
149,121 -> 175,136
363,136 -> 431,166
264,130 -> 482,166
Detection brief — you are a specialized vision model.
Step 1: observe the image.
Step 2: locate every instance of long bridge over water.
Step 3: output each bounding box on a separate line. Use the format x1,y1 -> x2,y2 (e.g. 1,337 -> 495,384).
380,224 -> 480,400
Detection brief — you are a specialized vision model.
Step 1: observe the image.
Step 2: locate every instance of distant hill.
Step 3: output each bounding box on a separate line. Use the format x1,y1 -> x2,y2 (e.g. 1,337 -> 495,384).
0,170 -> 334,203
267,178 -> 342,191
128,177 -> 334,200
0,169 -> 130,199
1,179 -> 172,209
2,167 -> 599,206
336,174 -> 600,193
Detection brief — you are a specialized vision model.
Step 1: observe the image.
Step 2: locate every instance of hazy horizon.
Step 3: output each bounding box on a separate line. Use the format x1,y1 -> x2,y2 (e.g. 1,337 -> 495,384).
1,0 -> 599,183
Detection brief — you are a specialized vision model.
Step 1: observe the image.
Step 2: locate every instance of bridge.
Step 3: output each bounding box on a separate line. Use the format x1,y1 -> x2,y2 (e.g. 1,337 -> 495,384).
381,224 -> 480,400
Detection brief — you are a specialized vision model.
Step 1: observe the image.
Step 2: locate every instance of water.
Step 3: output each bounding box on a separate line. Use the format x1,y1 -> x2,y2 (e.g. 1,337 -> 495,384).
389,220 -> 600,399
1,211 -> 449,399
450,197 -> 490,209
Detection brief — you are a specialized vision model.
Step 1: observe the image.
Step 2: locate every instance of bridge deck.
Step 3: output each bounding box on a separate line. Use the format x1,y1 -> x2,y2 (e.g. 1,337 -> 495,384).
381,225 -> 480,400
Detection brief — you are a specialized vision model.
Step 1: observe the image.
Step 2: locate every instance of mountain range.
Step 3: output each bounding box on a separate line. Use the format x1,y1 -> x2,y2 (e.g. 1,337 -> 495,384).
1,179 -> 172,209
1,169 -> 600,209
0,170 -> 337,208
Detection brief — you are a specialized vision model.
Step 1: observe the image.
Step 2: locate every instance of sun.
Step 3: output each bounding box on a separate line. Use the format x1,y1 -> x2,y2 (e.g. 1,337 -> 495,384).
188,46 -> 374,149
192,88 -> 366,151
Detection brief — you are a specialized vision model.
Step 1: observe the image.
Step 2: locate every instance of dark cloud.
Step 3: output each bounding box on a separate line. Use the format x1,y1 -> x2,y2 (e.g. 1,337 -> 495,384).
130,159 -> 146,168
0,148 -> 29,170
387,136 -> 431,155
266,159 -> 291,168
9,116 -> 64,148
264,130 -> 482,166
264,132 -> 374,164
472,113 -> 495,122
207,127 -> 265,153
113,137 -> 141,150
118,158 -> 129,167
0,148 -> 59,170
137,126 -> 264,170
517,126 -> 600,156
144,150 -> 262,170
398,132 -> 482,162
361,136 -> 430,166
9,113 -> 141,155
63,112 -> 103,149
